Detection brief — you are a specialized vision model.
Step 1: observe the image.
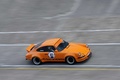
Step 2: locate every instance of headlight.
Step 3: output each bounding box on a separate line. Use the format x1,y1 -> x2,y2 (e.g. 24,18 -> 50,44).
78,52 -> 84,57
78,52 -> 81,56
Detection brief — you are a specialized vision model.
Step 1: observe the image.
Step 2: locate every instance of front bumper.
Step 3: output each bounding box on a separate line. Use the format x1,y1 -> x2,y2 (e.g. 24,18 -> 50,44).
76,52 -> 92,62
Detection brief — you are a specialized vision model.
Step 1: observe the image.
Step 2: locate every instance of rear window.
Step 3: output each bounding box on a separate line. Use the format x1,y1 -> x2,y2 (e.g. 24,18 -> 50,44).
35,42 -> 43,48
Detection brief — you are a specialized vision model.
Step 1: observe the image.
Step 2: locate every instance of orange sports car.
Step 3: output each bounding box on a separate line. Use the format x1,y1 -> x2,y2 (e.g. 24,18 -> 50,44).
26,38 -> 91,65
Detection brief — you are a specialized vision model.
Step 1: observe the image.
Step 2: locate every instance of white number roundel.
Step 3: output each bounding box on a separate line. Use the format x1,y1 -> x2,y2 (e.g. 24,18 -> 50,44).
48,52 -> 55,59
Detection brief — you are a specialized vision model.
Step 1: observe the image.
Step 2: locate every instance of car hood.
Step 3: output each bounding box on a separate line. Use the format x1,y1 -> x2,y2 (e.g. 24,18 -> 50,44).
62,42 -> 90,54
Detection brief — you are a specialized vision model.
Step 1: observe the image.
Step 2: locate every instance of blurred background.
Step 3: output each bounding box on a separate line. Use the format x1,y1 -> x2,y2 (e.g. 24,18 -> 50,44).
0,0 -> 120,43
0,0 -> 120,80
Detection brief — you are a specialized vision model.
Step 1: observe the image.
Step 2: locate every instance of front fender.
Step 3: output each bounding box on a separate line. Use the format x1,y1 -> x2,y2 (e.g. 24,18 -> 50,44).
64,53 -> 77,60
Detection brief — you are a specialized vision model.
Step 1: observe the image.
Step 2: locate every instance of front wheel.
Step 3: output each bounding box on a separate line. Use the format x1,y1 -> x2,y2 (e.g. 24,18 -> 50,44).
65,56 -> 76,65
32,57 -> 42,65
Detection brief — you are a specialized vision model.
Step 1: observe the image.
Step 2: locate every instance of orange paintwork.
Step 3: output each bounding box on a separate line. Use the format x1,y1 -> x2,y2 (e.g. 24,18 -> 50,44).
26,38 -> 91,63
40,38 -> 63,48
26,44 -> 35,52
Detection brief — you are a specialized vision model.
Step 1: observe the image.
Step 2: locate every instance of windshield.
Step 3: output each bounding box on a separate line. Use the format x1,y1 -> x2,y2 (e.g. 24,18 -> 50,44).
57,40 -> 69,51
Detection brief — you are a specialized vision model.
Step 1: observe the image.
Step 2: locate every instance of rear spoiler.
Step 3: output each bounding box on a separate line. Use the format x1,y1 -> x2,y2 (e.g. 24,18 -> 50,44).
26,44 -> 35,52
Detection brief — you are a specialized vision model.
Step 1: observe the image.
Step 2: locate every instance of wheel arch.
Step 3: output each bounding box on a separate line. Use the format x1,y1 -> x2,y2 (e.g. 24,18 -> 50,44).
64,54 -> 77,62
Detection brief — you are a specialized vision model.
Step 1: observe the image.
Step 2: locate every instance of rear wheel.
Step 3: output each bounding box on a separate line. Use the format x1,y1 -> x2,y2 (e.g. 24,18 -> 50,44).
32,57 -> 42,65
65,56 -> 76,65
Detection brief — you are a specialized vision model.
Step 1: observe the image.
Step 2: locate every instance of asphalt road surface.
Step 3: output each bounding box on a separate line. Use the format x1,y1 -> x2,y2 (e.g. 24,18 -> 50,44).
1,0 -> 120,80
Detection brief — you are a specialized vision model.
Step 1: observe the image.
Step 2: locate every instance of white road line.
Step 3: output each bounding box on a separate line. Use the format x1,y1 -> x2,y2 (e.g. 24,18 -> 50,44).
87,43 -> 120,46
43,0 -> 81,19
0,29 -> 120,34
0,44 -> 30,46
0,43 -> 120,46
1,64 -> 120,68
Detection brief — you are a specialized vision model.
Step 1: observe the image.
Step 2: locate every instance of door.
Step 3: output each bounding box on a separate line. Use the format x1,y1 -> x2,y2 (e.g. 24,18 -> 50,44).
53,51 -> 66,62
37,46 -> 66,62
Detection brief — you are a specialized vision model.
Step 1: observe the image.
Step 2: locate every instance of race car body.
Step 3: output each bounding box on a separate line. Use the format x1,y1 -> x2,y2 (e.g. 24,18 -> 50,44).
26,38 -> 91,65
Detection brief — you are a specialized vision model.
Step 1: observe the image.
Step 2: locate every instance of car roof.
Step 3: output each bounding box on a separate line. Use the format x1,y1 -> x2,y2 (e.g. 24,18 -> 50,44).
40,38 -> 62,47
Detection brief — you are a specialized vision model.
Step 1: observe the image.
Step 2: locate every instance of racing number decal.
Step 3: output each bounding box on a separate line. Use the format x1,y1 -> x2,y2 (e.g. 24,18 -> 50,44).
48,52 -> 55,59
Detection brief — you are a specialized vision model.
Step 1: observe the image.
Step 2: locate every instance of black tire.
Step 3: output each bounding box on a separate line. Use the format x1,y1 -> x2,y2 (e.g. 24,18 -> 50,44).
32,57 -> 42,65
65,56 -> 76,65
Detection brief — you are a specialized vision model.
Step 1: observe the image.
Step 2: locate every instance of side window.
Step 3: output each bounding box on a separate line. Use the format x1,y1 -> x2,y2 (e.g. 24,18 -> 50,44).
48,46 -> 55,52
37,46 -> 55,52
37,47 -> 44,52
